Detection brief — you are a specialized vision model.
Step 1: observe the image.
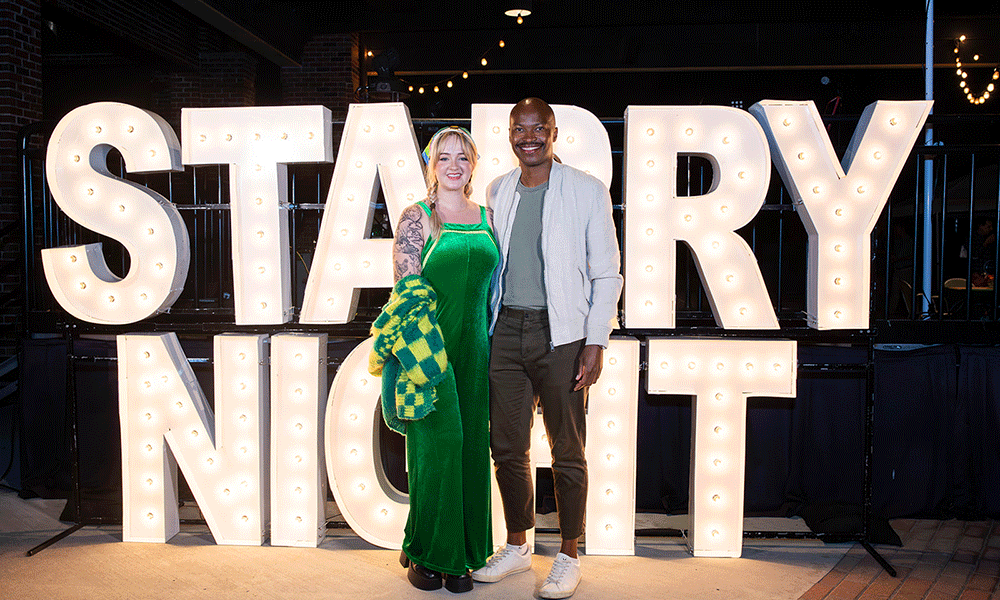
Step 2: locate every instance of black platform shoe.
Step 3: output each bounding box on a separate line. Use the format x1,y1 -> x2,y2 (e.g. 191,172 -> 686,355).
444,570 -> 474,593
406,561 -> 443,591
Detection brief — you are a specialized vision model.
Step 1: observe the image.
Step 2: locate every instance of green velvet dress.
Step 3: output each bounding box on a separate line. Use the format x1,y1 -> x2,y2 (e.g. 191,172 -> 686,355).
402,201 -> 499,575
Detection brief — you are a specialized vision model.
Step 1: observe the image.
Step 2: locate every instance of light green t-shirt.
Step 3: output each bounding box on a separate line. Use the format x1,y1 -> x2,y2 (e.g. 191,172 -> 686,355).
502,180 -> 549,309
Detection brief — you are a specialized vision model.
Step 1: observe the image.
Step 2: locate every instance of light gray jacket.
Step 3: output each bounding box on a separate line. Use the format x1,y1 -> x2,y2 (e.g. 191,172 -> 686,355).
487,161 -> 623,348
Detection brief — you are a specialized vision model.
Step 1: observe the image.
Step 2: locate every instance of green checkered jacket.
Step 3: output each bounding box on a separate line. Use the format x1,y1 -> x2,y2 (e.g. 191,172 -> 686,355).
369,274 -> 450,434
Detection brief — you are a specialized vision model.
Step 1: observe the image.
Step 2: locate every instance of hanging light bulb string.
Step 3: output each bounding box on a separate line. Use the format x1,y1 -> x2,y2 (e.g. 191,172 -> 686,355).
399,37 -> 508,96
954,34 -> 998,105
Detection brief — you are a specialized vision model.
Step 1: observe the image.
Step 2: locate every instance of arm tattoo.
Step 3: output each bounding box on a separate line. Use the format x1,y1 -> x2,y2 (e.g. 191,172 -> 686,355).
393,205 -> 425,281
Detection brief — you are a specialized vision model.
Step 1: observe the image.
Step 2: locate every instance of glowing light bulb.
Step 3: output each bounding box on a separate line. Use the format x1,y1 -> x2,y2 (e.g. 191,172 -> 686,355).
481,58 -> 487,66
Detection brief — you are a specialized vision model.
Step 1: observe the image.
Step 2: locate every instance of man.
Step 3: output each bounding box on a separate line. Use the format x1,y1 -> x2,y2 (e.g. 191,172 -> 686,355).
472,98 -> 623,599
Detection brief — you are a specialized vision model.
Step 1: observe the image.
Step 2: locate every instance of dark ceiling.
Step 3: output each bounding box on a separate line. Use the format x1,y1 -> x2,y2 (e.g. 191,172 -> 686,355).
200,1 -> 1000,117
42,0 -> 1000,121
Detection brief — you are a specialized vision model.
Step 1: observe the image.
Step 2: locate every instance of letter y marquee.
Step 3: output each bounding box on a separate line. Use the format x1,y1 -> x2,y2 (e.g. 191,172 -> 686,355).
749,100 -> 932,329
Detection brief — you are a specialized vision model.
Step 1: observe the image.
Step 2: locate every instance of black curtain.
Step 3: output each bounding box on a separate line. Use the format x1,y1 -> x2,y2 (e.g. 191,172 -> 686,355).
18,338 -> 1000,529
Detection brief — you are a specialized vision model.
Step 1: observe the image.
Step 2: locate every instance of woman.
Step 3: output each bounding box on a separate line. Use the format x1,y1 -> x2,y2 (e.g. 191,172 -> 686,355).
383,126 -> 498,593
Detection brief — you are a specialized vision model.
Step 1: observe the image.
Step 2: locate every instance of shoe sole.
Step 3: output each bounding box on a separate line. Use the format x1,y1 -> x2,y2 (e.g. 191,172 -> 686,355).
539,585 -> 578,599
538,590 -> 576,600
470,562 -> 531,583
444,575 -> 474,593
407,566 -> 443,591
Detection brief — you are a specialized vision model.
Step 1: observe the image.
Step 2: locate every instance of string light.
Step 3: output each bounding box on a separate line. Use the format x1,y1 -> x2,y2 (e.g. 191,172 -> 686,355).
954,35 -> 998,105
392,33 -> 511,98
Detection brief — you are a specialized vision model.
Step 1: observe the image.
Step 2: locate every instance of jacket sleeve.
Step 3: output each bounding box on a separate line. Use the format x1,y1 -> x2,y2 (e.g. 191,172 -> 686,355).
584,177 -> 623,347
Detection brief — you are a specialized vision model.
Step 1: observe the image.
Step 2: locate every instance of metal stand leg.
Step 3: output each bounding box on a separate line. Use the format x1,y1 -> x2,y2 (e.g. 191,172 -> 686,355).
26,328 -> 84,557
26,522 -> 84,557
860,540 -> 897,577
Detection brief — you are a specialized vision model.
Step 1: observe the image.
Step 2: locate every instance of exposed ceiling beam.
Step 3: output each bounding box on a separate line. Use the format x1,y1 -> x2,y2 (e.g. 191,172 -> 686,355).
169,0 -> 301,67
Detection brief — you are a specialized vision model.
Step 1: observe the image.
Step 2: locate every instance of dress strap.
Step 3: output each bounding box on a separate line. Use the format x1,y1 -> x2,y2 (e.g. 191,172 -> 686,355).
416,201 -> 432,217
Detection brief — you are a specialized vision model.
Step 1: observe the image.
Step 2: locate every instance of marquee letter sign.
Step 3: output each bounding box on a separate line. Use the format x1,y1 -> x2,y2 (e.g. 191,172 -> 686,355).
42,102 -> 189,325
749,100 -> 932,329
39,99 -> 932,559
181,106 -> 333,325
622,106 -> 778,329
647,339 -> 797,557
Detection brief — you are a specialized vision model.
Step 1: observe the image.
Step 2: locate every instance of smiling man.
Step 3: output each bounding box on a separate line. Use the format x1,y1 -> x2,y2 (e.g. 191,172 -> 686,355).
473,98 -> 623,599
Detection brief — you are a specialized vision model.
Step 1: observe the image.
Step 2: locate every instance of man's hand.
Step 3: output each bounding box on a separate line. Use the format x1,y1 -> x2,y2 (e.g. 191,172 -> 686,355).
574,344 -> 604,391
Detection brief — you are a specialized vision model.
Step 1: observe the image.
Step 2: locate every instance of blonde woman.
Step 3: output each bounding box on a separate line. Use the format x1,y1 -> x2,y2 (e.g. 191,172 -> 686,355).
389,127 -> 498,593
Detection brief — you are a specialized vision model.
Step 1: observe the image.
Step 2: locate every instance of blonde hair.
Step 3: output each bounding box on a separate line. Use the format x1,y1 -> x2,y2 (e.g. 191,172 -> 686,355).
425,128 -> 478,239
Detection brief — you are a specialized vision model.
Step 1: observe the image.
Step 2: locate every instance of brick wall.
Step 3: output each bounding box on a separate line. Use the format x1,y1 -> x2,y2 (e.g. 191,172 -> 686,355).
281,32 -> 359,119
0,0 -> 43,357
152,51 -> 258,129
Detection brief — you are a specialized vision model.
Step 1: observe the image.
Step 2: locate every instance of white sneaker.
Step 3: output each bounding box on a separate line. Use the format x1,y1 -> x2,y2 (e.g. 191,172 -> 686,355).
538,553 -> 581,599
471,543 -> 532,582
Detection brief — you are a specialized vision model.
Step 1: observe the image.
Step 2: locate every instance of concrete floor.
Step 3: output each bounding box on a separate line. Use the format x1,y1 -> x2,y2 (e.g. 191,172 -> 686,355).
0,489 -> 851,600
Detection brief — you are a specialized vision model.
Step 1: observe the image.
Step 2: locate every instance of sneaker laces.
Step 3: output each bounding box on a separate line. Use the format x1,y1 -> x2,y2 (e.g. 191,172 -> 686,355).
486,546 -> 516,567
544,558 -> 570,584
